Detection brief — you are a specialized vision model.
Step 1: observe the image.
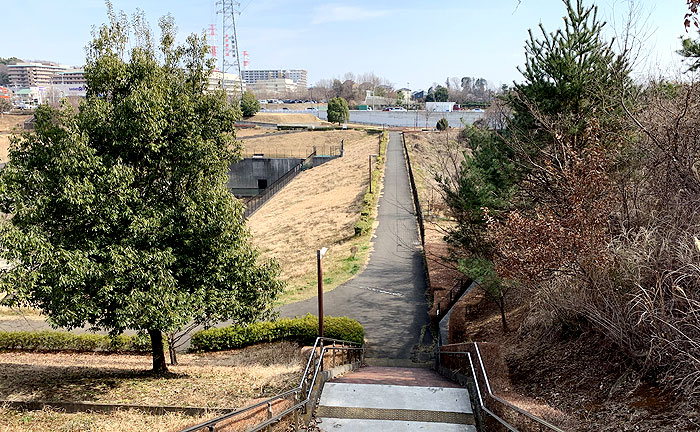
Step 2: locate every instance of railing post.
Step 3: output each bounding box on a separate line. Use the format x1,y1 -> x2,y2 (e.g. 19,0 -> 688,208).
266,401 -> 272,432
294,390 -> 300,431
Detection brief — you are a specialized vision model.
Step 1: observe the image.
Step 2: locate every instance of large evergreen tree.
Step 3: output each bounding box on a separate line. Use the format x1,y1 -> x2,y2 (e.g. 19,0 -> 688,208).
0,9 -> 283,372
327,97 -> 349,124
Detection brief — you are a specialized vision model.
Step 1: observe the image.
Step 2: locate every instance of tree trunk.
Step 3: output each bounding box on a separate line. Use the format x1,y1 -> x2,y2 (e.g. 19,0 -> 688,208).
498,296 -> 509,333
148,329 -> 168,373
168,337 -> 178,366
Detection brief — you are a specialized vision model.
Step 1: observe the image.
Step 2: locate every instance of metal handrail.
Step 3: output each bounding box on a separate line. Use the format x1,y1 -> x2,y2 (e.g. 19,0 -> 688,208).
241,150 -> 315,219
180,337 -> 364,432
439,342 -> 566,432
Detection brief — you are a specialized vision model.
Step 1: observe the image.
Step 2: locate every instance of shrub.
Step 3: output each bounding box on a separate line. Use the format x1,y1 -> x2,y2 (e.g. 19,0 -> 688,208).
0,330 -> 160,353
240,90 -> 260,117
327,97 -> 349,124
190,314 -> 364,352
436,117 -> 449,131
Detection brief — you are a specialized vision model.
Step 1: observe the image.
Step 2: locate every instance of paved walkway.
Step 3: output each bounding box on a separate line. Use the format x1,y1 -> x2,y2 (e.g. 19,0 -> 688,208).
280,131 -> 431,359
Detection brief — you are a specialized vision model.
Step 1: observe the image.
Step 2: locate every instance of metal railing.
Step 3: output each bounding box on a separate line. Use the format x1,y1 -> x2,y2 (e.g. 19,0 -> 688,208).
401,133 -> 425,245
180,337 -> 364,432
434,278 -> 472,320
438,342 -> 565,432
241,151 -> 316,219
242,145 -> 341,159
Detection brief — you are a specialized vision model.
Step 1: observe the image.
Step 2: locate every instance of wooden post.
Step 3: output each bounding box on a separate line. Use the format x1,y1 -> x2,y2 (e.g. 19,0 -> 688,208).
317,249 -> 324,339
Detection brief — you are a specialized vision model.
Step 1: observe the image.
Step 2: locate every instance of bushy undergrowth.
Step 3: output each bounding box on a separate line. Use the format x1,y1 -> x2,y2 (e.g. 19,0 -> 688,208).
437,0 -> 700,397
190,314 -> 364,352
0,330 -> 157,353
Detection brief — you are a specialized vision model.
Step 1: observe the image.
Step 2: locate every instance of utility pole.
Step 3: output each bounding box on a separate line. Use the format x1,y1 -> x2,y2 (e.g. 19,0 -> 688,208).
216,0 -> 245,99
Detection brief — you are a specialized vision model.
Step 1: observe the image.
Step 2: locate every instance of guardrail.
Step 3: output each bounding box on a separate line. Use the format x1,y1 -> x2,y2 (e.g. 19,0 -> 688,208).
401,132 -> 425,245
241,151 -> 316,219
434,278 -> 472,321
180,337 -> 364,432
439,342 -> 566,432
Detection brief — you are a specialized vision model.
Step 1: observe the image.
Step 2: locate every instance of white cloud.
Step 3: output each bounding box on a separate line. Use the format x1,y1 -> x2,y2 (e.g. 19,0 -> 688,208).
311,5 -> 390,25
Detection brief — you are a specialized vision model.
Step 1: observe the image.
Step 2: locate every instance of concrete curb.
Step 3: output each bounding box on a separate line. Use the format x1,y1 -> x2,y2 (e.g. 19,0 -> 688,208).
1,400 -> 235,416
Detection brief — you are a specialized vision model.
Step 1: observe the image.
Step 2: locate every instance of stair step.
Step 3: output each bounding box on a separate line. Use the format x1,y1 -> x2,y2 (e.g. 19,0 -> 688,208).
317,418 -> 477,431
318,382 -> 472,416
364,357 -> 432,368
317,406 -> 473,424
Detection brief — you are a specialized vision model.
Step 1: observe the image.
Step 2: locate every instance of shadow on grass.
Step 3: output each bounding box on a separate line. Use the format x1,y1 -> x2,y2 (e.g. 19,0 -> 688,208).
0,363 -> 190,403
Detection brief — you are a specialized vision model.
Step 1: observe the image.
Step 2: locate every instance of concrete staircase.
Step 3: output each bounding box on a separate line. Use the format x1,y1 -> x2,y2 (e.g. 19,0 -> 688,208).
316,366 -> 476,431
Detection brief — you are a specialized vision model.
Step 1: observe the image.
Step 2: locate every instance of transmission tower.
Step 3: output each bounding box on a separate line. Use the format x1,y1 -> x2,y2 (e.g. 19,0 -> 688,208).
216,0 -> 244,98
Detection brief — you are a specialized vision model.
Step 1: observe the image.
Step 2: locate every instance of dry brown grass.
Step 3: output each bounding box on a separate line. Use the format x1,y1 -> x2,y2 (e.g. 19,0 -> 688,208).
246,113 -> 323,125
247,130 -> 380,303
0,114 -> 31,163
0,407 -> 211,432
0,341 -> 305,408
235,127 -> 281,138
404,131 -> 463,220
241,130 -> 350,158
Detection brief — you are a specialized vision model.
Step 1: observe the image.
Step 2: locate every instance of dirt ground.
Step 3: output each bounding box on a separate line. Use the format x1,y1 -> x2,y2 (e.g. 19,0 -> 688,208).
246,113 -> 323,125
247,130 -> 381,303
0,408 -> 211,432
0,341 -> 304,407
0,114 -> 31,163
0,341 -> 306,432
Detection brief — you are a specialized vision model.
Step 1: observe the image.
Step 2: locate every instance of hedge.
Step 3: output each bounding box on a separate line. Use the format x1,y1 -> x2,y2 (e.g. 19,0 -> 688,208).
190,314 -> 364,352
0,330 -> 158,353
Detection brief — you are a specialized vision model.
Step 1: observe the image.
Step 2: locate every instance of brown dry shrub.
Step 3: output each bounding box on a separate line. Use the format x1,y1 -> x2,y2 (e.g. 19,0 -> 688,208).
514,80 -> 700,395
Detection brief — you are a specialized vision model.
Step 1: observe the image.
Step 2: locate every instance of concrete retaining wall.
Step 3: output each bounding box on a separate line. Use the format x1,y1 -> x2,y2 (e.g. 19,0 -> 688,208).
228,157 -> 303,197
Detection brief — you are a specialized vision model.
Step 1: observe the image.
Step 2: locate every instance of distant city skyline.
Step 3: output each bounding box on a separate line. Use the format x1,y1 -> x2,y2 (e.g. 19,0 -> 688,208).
1,0 -> 694,90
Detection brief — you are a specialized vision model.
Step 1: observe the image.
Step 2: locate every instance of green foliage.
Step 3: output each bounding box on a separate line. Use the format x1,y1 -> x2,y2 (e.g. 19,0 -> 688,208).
426,86 -> 449,102
354,132 -> 387,236
0,57 -> 21,65
240,90 -> 260,117
0,330 -> 158,353
190,314 -> 364,352
0,57 -> 20,86
439,126 -> 517,256
327,97 -> 349,124
511,0 -> 629,138
436,117 -> 449,131
678,33 -> 700,71
0,8 -> 282,371
0,99 -> 11,113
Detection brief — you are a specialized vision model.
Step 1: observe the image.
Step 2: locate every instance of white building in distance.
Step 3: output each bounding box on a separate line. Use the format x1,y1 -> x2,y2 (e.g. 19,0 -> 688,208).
242,69 -> 307,89
8,62 -> 72,89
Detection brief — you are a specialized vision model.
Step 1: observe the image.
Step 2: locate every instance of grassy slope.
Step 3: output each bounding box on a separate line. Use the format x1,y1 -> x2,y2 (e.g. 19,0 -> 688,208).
247,130 -> 386,304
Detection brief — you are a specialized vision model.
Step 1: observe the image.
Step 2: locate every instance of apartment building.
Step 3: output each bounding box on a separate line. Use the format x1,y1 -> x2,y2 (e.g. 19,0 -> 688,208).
208,71 -> 246,97
51,69 -> 86,86
241,69 -> 307,89
247,78 -> 297,95
7,62 -> 71,88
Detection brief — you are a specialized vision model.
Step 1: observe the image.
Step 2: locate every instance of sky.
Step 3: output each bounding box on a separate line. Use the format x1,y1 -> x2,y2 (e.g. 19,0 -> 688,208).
0,0 -> 693,90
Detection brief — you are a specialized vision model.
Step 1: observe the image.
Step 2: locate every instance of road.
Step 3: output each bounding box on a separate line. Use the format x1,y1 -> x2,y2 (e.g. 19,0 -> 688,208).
280,131 -> 431,359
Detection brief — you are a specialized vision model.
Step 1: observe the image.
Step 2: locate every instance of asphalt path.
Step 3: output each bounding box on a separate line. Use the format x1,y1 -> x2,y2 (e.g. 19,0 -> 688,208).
280,131 -> 431,359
